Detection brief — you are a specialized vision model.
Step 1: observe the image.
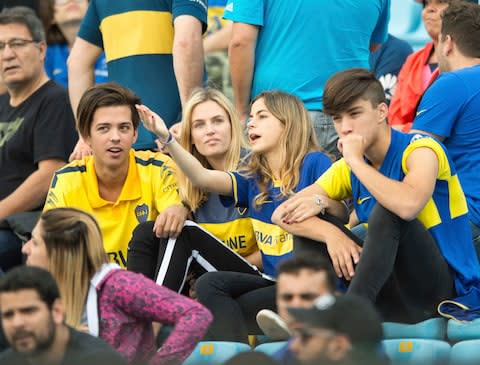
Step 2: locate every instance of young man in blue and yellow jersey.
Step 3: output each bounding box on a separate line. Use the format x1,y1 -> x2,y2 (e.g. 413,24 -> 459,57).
273,69 -> 480,323
44,83 -> 186,267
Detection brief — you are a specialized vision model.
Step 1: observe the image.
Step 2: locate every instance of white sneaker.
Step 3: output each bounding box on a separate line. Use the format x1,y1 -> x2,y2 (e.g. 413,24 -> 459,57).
256,309 -> 291,340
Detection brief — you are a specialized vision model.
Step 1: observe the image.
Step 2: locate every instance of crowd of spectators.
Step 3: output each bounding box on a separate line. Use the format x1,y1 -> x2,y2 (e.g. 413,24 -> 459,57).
0,0 -> 480,364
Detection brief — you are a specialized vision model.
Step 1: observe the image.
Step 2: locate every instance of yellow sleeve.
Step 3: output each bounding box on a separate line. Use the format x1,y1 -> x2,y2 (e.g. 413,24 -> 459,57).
402,135 -> 468,222
153,155 -> 182,212
315,158 -> 352,200
401,135 -> 451,179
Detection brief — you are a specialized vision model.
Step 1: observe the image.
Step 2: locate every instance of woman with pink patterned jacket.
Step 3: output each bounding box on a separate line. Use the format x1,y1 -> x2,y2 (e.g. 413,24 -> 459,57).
22,207 -> 212,365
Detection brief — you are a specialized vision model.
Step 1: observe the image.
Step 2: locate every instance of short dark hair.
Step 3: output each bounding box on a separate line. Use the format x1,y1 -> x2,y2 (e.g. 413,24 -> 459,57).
0,6 -> 46,42
76,82 -> 141,139
0,266 -> 60,309
323,68 -> 386,117
277,255 -> 336,292
441,1 -> 480,58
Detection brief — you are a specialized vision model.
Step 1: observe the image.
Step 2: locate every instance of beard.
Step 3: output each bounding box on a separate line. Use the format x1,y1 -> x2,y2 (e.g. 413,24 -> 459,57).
11,318 -> 56,356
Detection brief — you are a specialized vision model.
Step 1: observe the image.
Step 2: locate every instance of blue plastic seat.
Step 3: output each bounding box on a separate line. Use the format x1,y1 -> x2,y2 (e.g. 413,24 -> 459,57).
254,341 -> 288,356
450,340 -> 480,365
182,341 -> 251,365
382,318 -> 447,340
382,339 -> 450,365
447,318 -> 480,342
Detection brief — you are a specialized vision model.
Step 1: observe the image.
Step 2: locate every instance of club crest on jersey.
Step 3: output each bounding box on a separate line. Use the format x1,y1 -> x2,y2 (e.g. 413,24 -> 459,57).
135,204 -> 149,223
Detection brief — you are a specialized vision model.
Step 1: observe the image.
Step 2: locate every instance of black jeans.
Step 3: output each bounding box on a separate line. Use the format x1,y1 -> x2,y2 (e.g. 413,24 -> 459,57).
195,271 -> 276,343
127,221 -> 261,293
294,205 -> 455,323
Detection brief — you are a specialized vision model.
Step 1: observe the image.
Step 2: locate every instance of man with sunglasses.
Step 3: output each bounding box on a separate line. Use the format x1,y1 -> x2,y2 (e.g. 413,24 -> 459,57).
287,294 -> 387,365
0,6 -> 77,271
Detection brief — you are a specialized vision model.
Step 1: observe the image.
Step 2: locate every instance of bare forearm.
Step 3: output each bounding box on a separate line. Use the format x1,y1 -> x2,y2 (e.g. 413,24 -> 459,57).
224,22 -> 259,121
67,38 -> 100,117
276,216 -> 342,243
0,169 -> 59,219
164,140 -> 232,195
348,158 -> 421,220
203,22 -> 232,53
173,19 -> 204,106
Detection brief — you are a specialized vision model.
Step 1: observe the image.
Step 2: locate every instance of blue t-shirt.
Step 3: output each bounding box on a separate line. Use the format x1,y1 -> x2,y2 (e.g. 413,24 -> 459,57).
45,44 -> 108,88
224,0 -> 389,110
78,0 -> 207,150
223,152 -> 332,277
413,65 -> 480,228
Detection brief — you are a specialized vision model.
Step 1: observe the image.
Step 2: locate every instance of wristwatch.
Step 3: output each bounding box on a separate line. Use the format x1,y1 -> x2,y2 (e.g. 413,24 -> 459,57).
314,195 -> 326,214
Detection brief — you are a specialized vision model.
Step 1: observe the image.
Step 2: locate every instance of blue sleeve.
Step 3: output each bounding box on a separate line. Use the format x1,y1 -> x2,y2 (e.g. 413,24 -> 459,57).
303,152 -> 332,184
412,73 -> 466,138
370,35 -> 413,78
370,0 -> 390,45
223,0 -> 264,26
220,171 -> 251,209
77,0 -> 104,48
173,0 -> 208,32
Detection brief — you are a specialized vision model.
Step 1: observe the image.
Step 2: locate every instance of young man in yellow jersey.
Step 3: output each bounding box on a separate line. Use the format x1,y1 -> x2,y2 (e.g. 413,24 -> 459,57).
44,83 -> 186,267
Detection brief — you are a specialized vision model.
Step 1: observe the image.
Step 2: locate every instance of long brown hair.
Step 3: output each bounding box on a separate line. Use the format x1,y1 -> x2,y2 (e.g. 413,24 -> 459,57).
40,207 -> 108,327
240,91 -> 320,207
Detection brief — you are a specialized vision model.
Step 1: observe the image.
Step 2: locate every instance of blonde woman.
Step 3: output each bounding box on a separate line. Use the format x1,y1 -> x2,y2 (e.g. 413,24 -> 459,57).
22,207 -> 212,365
137,90 -> 339,342
127,88 -> 260,294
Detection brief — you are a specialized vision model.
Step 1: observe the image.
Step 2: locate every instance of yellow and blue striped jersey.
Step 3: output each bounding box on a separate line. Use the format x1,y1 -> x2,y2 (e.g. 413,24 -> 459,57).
226,152 -> 332,277
194,192 -> 257,257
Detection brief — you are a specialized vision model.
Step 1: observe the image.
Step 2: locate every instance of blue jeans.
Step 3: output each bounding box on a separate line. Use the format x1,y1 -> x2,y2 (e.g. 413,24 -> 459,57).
0,229 -> 23,271
308,110 -> 340,160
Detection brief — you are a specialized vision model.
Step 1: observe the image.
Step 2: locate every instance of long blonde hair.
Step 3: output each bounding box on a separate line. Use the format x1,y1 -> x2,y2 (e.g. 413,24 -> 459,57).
177,87 -> 248,211
240,91 -> 320,207
39,207 -> 108,327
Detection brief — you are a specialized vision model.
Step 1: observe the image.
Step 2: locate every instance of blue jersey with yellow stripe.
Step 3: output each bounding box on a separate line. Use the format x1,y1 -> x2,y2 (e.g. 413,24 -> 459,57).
225,151 -> 332,277
194,192 -> 258,257
317,129 -> 480,318
78,0 -> 207,149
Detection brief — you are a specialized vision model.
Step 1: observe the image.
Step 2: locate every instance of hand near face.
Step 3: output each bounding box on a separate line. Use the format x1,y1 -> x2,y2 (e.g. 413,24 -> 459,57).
135,104 -> 169,141
338,134 -> 366,166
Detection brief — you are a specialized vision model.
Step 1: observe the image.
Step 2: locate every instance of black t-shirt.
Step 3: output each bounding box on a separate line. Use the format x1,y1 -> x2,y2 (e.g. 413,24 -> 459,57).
0,80 -> 77,205
0,326 -> 128,365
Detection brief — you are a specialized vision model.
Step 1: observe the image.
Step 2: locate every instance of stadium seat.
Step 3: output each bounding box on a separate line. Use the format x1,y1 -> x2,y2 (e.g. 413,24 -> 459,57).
447,318 -> 480,342
254,341 -> 288,356
382,318 -> 447,340
182,341 -> 251,365
382,339 -> 450,365
450,340 -> 480,365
